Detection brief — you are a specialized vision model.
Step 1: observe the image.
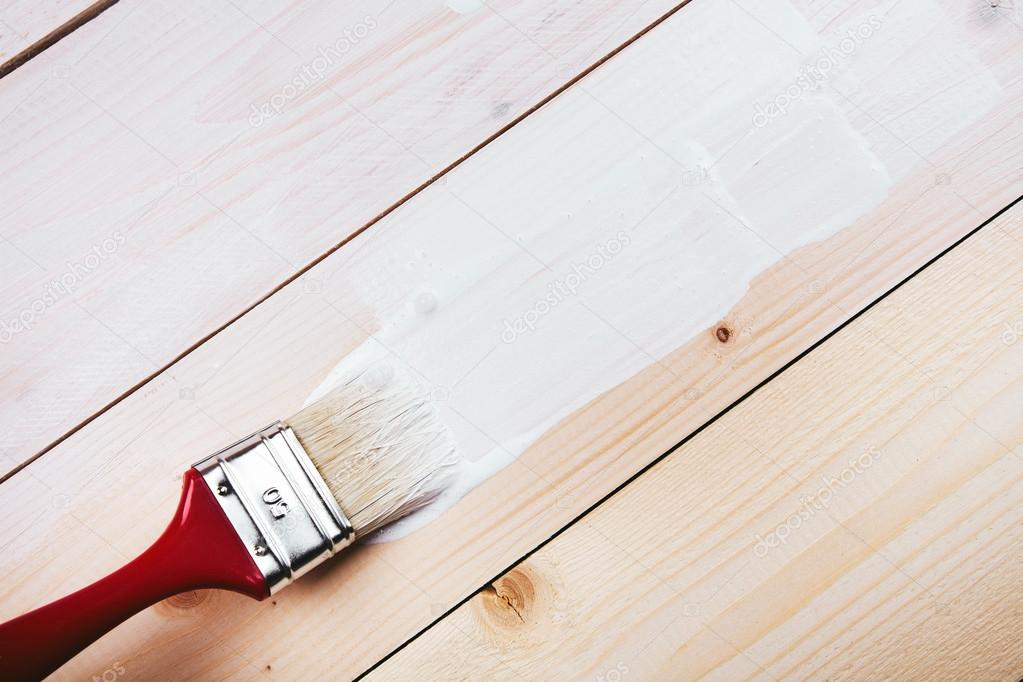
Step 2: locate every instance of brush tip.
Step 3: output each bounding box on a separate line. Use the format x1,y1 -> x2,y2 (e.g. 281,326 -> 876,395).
285,366 -> 461,537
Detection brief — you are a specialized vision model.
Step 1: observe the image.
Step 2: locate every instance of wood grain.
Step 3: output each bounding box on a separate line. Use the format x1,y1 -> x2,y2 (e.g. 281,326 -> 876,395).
0,0 -> 107,75
0,0 -> 679,477
0,0 -> 1021,679
369,199 -> 1023,682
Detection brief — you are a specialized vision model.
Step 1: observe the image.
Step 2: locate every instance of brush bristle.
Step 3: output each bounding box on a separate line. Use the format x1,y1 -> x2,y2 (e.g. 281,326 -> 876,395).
284,369 -> 461,537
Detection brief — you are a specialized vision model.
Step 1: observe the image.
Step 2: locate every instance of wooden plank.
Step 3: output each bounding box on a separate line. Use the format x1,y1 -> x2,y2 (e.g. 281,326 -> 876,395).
0,0 -> 109,75
369,199 -> 1023,682
0,0 -> 679,477
1,0 -> 1021,678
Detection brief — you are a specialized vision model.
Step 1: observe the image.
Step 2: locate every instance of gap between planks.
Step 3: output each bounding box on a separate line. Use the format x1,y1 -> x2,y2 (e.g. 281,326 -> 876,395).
0,0 -> 119,80
0,0 -> 695,486
355,190 -> 1023,680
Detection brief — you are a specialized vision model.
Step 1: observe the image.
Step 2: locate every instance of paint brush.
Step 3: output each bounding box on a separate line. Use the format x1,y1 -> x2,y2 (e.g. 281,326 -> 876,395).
0,373 -> 460,680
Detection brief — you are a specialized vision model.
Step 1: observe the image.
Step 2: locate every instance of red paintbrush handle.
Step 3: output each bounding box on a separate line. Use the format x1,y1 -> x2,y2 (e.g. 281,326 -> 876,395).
0,469 -> 268,681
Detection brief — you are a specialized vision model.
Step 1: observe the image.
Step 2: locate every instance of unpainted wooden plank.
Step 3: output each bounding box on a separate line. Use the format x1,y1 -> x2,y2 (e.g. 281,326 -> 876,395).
0,0 -> 680,478
0,0 -> 1021,679
369,200 -> 1023,682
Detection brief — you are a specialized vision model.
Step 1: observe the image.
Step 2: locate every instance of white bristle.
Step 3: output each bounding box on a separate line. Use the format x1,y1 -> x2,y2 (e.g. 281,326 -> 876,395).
284,369 -> 461,537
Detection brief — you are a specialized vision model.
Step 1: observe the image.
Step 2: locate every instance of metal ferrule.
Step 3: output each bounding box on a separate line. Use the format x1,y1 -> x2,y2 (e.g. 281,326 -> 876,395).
193,422 -> 354,594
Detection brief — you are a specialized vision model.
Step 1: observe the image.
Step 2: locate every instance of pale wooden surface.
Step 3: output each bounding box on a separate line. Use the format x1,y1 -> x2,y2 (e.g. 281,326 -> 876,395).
370,199 -> 1023,682
0,0 -> 678,477
0,0 -> 99,67
0,0 -> 1020,680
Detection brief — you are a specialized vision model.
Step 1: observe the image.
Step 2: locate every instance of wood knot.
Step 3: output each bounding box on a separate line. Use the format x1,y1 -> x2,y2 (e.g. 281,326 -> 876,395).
155,590 -> 210,616
472,551 -> 572,649
715,325 -> 732,343
480,567 -> 535,628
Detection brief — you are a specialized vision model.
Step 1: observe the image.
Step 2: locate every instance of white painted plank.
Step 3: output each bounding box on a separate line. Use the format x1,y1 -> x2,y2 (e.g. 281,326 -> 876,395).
0,0 -> 680,476
0,0 -> 99,68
